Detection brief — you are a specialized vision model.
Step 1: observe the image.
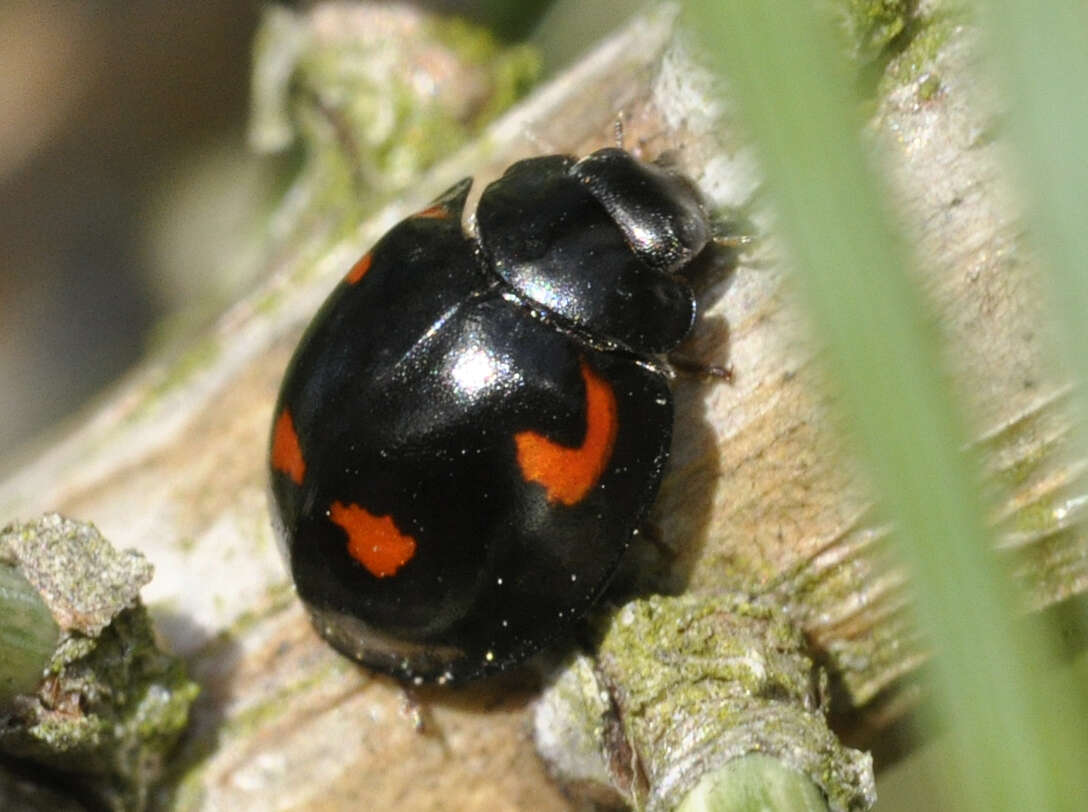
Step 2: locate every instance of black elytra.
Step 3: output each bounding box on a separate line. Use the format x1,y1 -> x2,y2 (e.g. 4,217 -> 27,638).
268,147 -> 713,684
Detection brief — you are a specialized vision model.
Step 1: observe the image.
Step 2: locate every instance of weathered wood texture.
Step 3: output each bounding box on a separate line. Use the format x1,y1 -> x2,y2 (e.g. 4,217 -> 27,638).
1,3 -> 1083,809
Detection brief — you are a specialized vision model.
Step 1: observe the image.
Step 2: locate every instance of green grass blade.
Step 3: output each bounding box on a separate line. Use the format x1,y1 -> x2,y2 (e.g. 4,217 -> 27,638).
979,1 -> 1088,489
683,1 -> 1088,808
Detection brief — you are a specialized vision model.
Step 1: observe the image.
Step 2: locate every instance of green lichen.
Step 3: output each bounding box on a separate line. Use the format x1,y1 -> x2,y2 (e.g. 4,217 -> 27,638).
227,580 -> 297,639
878,6 -> 963,90
185,580 -> 297,666
597,596 -> 808,726
168,647 -> 352,811
550,594 -> 876,811
254,288 -> 284,317
0,516 -> 197,812
1012,496 -> 1063,536
974,392 -> 1086,610
242,5 -> 542,340
838,0 -> 914,61
825,0 -> 967,103
988,441 -> 1064,536
1,608 -> 199,812
917,70 -> 942,100
138,336 -> 222,419
165,581 -> 304,799
1,515 -> 153,638
253,5 -> 539,216
1000,440 -> 1051,489
430,17 -> 541,127
229,657 -> 349,742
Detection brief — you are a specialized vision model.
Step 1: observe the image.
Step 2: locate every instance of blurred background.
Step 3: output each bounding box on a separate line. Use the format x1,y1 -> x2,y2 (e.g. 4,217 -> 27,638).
0,0 -> 639,471
1,1 -> 255,463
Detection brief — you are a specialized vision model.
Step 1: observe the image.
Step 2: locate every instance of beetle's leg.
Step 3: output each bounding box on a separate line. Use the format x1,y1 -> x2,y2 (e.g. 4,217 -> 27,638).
400,686 -> 446,743
667,353 -> 735,384
712,234 -> 759,250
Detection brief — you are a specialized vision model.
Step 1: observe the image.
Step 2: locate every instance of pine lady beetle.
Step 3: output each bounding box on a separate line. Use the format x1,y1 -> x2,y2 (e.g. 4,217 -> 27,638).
269,148 -> 713,684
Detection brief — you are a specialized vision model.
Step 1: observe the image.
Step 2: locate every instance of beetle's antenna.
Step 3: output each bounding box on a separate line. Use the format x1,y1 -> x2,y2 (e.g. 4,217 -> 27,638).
712,234 -> 759,249
667,353 -> 736,384
613,114 -> 626,150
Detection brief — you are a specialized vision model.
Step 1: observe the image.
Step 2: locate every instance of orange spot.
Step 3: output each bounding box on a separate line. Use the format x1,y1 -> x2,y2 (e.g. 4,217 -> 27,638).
271,409 -> 306,485
345,251 -> 372,284
413,203 -> 448,219
515,359 -> 618,506
329,502 -> 417,578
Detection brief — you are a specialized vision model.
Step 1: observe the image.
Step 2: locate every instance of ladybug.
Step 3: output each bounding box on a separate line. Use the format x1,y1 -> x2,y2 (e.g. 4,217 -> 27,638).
269,147 -> 715,684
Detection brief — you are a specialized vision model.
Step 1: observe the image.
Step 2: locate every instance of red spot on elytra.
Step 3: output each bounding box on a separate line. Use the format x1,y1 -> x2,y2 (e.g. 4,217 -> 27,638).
329,502 -> 417,578
515,359 -> 618,506
271,409 -> 306,485
413,204 -> 448,219
345,251 -> 373,284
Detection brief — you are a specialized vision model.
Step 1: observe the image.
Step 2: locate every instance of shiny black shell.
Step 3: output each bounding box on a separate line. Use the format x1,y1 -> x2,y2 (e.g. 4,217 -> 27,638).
269,148 -> 711,683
